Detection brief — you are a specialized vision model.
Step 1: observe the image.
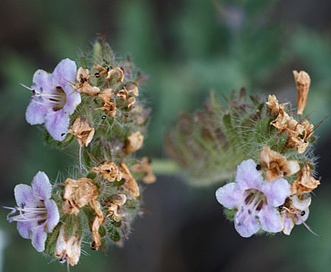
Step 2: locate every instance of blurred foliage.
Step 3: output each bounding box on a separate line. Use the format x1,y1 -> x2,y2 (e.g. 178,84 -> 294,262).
1,0 -> 331,271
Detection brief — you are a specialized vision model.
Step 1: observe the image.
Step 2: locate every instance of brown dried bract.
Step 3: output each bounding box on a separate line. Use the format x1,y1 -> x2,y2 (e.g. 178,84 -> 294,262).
291,163 -> 320,195
293,70 -> 311,115
120,162 -> 140,198
62,177 -> 99,215
123,131 -> 144,155
131,157 -> 156,184
92,161 -> 123,182
260,146 -> 300,182
69,115 -> 95,147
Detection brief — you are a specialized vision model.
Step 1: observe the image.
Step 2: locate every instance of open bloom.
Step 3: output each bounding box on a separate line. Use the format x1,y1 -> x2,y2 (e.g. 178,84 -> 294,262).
5,171 -> 60,252
25,58 -> 81,141
216,159 -> 290,237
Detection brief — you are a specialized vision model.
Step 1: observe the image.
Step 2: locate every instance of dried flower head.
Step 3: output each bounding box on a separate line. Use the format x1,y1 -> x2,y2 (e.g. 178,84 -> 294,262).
106,194 -> 127,222
92,161 -> 123,182
62,177 -> 99,215
55,224 -> 82,266
120,162 -> 140,198
73,67 -> 100,95
98,88 -> 117,117
124,82 -> 139,96
90,199 -> 104,250
123,131 -> 144,155
107,67 -> 124,82
69,115 -> 95,147
291,164 -> 320,195
266,95 -> 282,116
286,120 -> 314,154
131,157 -> 156,184
293,70 -> 311,115
260,146 -> 300,182
281,195 -> 311,235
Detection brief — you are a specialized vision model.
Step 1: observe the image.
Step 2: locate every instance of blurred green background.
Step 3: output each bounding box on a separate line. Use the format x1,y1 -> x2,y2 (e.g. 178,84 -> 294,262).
1,0 -> 331,271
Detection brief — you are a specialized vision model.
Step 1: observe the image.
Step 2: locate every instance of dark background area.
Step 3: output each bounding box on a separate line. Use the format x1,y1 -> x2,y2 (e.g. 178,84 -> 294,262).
1,0 -> 331,271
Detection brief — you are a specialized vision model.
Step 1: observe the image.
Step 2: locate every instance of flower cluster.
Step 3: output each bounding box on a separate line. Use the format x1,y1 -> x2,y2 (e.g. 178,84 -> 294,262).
167,70 -> 321,237
5,38 -> 155,267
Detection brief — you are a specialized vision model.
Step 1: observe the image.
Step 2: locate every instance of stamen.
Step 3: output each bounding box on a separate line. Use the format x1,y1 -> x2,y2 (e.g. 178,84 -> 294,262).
5,205 -> 48,223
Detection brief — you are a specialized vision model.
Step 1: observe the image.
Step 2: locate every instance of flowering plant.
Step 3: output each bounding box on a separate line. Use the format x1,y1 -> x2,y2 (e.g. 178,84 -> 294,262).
5,38 -> 155,269
167,70 -> 321,237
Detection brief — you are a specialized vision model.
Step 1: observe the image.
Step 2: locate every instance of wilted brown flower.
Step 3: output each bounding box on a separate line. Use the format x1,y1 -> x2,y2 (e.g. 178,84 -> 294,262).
116,88 -> 136,109
92,161 -> 123,182
106,194 -> 127,222
260,146 -> 300,182
69,115 -> 95,147
54,224 -> 82,266
286,119 -> 314,154
266,95 -> 282,116
62,177 -> 99,215
293,70 -> 311,115
120,162 -> 140,198
280,195 -> 311,235
90,199 -> 104,250
98,88 -> 117,117
131,157 -> 156,184
124,82 -> 139,96
73,67 -> 100,95
106,67 -> 124,82
291,163 -> 320,195
123,131 -> 144,155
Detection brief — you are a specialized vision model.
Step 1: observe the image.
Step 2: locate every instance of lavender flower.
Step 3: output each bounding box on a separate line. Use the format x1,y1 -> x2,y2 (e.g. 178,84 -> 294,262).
5,171 -> 60,252
25,58 -> 81,141
216,159 -> 290,237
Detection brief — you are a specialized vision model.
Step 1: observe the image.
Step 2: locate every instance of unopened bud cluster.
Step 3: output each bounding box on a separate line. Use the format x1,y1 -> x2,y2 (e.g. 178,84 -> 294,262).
5,38 -> 155,267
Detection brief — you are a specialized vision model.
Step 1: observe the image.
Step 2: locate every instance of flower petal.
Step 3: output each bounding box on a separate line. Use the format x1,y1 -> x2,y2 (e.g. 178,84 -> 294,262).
216,183 -> 242,209
14,184 -> 35,206
235,159 -> 263,190
52,58 -> 77,88
63,87 -> 81,115
259,205 -> 283,233
282,213 -> 295,235
44,110 -> 70,141
262,177 -> 290,207
32,69 -> 52,94
31,225 -> 47,252
17,221 -> 35,239
45,199 -> 60,232
234,209 -> 260,237
25,100 -> 49,125
31,171 -> 52,200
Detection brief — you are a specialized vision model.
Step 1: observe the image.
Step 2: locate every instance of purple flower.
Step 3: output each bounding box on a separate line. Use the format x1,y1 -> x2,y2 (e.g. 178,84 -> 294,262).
25,58 -> 81,141
5,171 -> 60,252
215,159 -> 290,237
